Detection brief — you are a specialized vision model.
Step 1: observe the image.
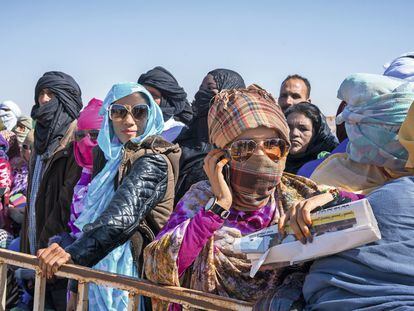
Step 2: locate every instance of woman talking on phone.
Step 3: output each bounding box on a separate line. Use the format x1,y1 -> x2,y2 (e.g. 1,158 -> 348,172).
144,85 -> 360,310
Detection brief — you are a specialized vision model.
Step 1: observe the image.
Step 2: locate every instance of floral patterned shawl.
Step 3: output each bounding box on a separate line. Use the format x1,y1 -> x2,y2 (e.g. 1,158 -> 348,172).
144,173 -> 328,310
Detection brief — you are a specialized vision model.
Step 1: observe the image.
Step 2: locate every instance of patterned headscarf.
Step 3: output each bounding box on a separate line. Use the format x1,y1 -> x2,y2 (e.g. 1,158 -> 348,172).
337,73 -> 414,171
0,100 -> 22,131
208,84 -> 290,148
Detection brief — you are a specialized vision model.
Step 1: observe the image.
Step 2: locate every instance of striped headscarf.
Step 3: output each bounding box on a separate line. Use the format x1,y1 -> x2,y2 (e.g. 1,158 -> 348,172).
208,84 -> 290,148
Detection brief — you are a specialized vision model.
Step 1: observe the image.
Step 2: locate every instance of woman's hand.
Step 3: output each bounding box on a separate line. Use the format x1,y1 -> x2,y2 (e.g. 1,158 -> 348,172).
203,149 -> 232,210
278,192 -> 335,244
37,243 -> 73,279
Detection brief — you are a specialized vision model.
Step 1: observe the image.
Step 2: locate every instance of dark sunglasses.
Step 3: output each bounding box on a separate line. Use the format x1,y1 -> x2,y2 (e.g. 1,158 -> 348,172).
226,138 -> 289,163
74,129 -> 100,142
108,103 -> 148,121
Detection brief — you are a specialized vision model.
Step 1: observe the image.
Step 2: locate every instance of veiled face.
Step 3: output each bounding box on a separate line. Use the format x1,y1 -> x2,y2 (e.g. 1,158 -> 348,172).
287,112 -> 314,155
199,74 -> 218,94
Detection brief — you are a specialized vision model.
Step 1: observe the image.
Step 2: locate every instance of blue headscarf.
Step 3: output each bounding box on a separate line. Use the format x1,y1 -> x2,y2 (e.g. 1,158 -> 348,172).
337,73 -> 414,171
74,82 -> 164,311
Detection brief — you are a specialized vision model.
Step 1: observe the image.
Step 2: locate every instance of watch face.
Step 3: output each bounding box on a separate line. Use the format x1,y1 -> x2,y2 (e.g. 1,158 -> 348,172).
205,197 -> 216,211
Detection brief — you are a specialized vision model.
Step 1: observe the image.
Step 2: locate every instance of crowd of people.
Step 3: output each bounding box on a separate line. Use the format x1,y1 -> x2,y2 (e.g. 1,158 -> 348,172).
0,51 -> 413,311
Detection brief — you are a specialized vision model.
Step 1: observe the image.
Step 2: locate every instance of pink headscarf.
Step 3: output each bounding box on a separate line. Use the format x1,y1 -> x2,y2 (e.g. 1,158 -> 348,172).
74,98 -> 103,169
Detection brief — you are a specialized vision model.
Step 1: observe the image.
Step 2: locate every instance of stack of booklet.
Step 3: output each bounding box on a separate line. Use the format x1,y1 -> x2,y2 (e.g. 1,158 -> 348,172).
233,199 -> 381,277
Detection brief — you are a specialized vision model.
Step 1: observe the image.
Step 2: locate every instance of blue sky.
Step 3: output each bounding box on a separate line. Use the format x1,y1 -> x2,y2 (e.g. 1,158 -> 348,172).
0,0 -> 413,116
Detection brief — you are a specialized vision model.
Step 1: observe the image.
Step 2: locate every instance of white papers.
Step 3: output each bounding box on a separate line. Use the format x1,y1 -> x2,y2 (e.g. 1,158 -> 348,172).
233,199 -> 381,277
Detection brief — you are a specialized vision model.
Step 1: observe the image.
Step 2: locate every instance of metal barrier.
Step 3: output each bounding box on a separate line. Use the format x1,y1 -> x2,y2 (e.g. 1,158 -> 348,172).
0,248 -> 253,311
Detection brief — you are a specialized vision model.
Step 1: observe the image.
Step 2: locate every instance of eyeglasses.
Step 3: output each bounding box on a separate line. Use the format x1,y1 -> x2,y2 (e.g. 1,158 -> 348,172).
108,103 -> 148,122
226,138 -> 289,163
74,129 -> 100,142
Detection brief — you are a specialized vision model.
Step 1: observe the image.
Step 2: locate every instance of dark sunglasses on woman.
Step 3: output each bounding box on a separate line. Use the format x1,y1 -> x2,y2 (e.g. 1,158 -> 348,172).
108,103 -> 148,122
74,129 -> 100,142
226,138 -> 289,163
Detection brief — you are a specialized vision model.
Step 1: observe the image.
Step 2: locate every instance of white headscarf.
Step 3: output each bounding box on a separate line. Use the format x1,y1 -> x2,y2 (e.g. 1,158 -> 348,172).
383,52 -> 414,81
0,100 -> 22,130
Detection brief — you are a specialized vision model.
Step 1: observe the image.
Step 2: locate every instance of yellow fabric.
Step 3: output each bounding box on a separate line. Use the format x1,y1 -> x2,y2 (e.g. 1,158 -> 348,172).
399,102 -> 414,170
310,153 -> 411,195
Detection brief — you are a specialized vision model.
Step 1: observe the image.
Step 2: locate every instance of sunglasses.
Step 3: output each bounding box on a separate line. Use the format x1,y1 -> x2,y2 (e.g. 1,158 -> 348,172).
108,103 -> 148,121
226,138 -> 289,163
74,129 -> 100,142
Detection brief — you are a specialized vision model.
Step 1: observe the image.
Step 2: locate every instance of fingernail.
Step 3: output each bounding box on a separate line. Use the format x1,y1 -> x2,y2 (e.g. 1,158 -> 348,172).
301,237 -> 307,244
307,235 -> 313,243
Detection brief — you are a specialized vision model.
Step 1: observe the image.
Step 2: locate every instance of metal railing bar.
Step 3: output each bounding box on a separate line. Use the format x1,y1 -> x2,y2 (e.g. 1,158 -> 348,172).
33,270 -> 46,311
0,249 -> 252,311
0,262 -> 7,311
76,281 -> 89,311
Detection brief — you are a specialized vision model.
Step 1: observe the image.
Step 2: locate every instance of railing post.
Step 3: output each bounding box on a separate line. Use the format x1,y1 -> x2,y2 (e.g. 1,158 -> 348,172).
33,270 -> 46,311
127,291 -> 140,311
76,281 -> 89,311
0,262 -> 7,311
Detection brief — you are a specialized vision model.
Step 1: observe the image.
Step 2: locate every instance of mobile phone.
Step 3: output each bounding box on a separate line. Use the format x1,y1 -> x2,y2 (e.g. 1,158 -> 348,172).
213,144 -> 231,187
222,162 -> 231,186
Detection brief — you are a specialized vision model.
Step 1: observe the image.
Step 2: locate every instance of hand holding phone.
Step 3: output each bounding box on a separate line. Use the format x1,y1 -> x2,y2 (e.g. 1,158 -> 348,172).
203,149 -> 233,210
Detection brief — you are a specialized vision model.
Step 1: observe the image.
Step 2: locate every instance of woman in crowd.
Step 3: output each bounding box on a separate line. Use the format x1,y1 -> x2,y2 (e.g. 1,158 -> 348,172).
143,85 -> 359,310
302,102 -> 414,310
0,131 -> 27,229
12,116 -> 33,147
0,134 -> 13,233
310,73 -> 414,194
284,102 -> 338,174
0,100 -> 22,131
37,82 -> 181,311
138,66 -> 193,142
174,68 -> 246,203
66,98 -> 103,240
297,101 -> 348,178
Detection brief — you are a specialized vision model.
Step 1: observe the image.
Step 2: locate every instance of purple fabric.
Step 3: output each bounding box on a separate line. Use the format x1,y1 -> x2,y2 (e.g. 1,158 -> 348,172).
157,181 -> 277,278
297,139 -> 349,178
10,163 -> 28,196
67,168 -> 92,238
339,190 -> 365,201
177,209 -> 223,276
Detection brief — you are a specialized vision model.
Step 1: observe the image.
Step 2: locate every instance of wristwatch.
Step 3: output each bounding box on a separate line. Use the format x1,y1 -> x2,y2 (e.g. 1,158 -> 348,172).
204,197 -> 230,219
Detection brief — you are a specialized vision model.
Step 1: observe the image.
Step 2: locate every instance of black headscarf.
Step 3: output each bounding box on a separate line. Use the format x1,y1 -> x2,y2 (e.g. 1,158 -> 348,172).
176,69 -> 245,145
285,102 -> 339,174
192,68 -> 246,119
138,66 -> 193,125
31,71 -> 82,158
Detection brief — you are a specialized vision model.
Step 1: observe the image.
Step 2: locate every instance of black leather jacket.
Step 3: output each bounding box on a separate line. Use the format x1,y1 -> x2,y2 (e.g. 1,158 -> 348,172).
65,153 -> 168,268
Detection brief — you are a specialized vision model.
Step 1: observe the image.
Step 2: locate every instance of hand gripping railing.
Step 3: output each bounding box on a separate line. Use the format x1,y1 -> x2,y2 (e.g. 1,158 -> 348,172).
0,248 -> 253,311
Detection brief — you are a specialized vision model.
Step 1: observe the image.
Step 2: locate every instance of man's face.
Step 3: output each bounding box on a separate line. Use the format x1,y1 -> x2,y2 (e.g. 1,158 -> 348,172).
278,78 -> 309,112
38,88 -> 55,106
